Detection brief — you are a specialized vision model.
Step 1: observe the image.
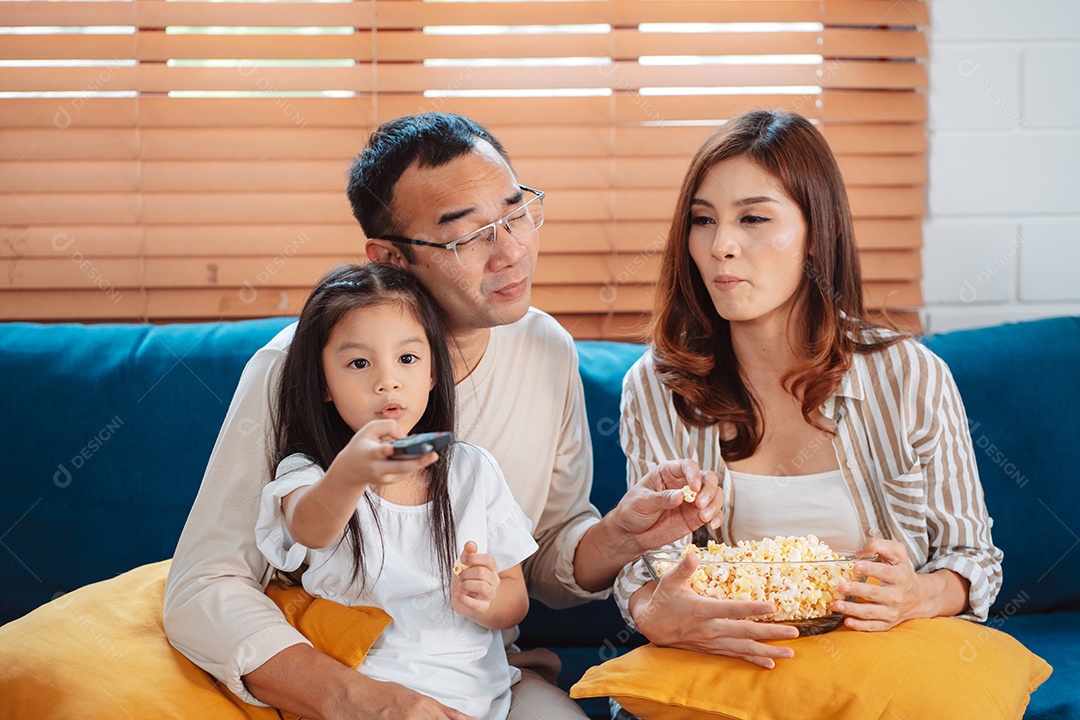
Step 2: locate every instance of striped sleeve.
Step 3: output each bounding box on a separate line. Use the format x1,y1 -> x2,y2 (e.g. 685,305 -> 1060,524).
612,354 -> 693,628
909,344 -> 1004,621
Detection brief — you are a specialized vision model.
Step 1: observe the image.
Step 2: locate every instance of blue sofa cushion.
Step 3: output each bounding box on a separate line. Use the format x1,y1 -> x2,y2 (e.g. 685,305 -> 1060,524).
924,317 -> 1080,615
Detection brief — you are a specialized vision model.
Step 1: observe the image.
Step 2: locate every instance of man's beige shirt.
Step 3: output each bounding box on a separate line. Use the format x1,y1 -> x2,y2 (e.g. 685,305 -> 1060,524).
164,308 -> 605,704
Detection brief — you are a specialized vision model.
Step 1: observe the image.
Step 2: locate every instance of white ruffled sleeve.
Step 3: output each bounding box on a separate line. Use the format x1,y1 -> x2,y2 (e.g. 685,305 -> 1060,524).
470,445 -> 539,572
255,454 -> 326,572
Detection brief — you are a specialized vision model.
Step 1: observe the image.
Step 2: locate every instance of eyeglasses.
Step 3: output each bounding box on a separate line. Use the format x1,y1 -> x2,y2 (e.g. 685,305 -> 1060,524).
382,185 -> 545,268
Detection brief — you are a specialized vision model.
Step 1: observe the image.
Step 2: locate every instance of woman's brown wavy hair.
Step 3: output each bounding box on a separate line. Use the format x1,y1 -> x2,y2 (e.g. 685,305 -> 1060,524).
651,109 -> 905,461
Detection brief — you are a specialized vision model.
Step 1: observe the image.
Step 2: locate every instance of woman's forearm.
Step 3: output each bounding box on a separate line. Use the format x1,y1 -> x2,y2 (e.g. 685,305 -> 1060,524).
918,569 -> 971,619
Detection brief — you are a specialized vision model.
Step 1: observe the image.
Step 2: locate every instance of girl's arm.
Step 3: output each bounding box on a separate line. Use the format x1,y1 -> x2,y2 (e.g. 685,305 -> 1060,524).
451,542 -> 529,630
282,419 -> 437,549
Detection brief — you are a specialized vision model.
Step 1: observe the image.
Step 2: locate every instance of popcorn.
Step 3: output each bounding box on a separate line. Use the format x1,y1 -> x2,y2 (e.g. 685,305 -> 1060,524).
680,486 -> 697,503
452,562 -> 468,576
650,535 -> 858,621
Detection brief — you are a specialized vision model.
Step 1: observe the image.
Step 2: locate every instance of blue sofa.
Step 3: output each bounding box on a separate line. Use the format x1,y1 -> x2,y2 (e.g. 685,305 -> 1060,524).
2,316 -> 1078,718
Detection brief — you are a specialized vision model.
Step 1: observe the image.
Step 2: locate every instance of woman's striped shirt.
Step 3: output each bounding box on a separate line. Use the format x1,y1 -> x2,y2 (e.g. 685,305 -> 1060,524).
614,337 -> 1003,624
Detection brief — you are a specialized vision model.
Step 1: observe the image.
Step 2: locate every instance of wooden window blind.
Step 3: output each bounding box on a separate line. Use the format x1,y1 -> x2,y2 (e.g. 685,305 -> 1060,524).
0,0 -> 928,339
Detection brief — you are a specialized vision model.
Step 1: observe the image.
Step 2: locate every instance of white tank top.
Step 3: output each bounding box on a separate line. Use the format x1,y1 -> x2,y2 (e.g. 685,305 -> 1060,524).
727,468 -> 866,552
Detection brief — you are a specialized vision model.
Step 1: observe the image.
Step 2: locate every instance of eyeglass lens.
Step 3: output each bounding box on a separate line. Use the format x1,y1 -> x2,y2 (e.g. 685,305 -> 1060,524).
453,194 -> 544,267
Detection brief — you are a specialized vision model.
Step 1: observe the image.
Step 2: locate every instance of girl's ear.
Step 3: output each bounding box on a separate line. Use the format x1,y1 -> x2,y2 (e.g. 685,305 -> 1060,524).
429,371 -> 436,392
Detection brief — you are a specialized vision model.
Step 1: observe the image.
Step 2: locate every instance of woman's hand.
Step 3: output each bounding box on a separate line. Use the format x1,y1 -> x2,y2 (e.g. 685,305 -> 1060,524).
631,552 -> 799,669
331,419 -> 438,488
833,538 -> 969,631
613,459 -> 724,556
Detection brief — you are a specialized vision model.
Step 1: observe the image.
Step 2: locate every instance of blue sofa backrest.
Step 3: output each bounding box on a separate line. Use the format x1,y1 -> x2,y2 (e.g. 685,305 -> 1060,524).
924,317 -> 1080,615
2,316 -> 1078,628
1,318 -> 297,624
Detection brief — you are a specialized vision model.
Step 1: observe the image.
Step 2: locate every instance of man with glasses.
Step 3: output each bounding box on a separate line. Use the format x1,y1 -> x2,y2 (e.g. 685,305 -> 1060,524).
164,113 -> 721,720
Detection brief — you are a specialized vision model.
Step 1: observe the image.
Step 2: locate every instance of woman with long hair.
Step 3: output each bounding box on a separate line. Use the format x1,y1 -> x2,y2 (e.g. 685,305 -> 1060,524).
614,110 -> 1002,668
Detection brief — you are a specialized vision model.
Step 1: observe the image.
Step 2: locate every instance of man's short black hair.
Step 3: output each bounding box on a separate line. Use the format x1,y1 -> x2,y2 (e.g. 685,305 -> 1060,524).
346,113 -> 512,258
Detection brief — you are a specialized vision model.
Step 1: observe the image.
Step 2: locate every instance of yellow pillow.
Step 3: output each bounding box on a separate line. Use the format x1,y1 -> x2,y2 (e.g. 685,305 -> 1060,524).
571,619 -> 1051,720
0,560 -> 391,720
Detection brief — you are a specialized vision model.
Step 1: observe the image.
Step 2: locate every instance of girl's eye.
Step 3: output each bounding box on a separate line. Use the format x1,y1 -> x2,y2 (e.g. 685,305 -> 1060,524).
348,358 -> 369,370
741,215 -> 769,225
399,354 -> 418,364
690,215 -> 715,226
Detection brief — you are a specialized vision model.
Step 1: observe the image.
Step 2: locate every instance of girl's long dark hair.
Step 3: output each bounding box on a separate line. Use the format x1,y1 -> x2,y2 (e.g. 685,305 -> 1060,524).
272,262 -> 457,589
651,110 -> 906,460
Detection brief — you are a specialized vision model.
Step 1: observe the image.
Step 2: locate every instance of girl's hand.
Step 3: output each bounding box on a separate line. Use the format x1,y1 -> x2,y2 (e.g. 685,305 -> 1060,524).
833,538 -> 935,632
331,419 -> 438,488
450,541 -> 500,622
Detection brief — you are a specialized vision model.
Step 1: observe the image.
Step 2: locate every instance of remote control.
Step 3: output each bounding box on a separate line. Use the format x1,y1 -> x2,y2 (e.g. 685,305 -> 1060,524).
389,431 -> 453,459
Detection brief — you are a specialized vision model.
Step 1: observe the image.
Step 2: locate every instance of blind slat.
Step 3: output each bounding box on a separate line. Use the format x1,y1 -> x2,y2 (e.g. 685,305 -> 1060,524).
825,0 -> 930,26
0,2 -> 135,27
0,99 -> 137,128
0,279 -> 922,324
0,35 -> 136,61
3,248 -> 920,291
2,65 -> 928,95
1,130 -> 138,160
0,218 -> 921,259
823,29 -> 928,59
135,33 -> 373,62
612,1 -> 821,24
0,187 -> 924,227
0,153 -> 923,194
0,194 -> 140,224
0,29 -> 926,64
0,99 -> 928,137
95,30 -> 926,65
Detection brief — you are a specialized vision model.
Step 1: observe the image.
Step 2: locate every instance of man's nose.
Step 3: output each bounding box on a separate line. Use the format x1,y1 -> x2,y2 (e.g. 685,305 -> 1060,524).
490,221 -> 530,266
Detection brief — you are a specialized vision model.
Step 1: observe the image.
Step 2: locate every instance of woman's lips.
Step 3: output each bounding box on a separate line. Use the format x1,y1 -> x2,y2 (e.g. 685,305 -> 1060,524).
713,275 -> 744,292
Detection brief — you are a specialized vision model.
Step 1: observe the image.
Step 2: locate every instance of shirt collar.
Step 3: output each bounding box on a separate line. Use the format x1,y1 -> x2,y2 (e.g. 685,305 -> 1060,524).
822,359 -> 864,419
837,360 -> 864,401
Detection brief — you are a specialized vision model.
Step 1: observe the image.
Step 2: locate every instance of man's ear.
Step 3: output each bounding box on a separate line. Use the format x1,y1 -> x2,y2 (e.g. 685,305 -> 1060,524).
366,238 -> 409,268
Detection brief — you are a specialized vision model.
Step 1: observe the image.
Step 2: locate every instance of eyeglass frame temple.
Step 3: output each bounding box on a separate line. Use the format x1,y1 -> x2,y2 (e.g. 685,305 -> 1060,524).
379,185 -> 545,251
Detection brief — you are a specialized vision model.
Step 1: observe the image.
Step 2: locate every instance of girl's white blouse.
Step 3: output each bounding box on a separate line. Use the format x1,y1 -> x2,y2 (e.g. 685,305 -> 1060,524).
256,443 -> 538,720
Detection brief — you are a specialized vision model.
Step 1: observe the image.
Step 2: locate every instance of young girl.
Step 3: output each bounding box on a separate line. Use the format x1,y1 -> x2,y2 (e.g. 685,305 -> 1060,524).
255,262 -> 537,720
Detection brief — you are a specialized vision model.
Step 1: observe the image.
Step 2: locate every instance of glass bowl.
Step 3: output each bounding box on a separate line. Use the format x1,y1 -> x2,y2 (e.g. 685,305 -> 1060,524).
643,547 -> 874,636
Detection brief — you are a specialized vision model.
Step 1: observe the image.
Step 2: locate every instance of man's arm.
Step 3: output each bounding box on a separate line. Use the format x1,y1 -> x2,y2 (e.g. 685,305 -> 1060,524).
571,460 -> 722,592
163,326 -> 317,704
516,337 -> 722,602
245,645 -> 477,720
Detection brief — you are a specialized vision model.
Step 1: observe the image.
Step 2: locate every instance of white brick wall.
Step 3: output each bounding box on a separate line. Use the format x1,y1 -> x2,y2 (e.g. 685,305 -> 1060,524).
921,0 -> 1080,333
